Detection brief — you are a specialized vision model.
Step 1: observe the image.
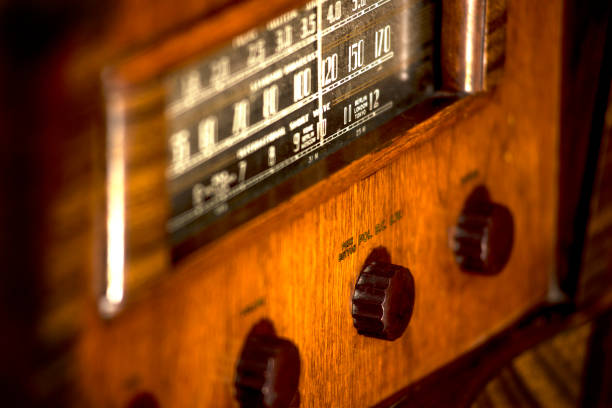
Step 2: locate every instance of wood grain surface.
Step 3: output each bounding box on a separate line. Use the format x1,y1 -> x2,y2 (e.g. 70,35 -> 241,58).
75,0 -> 561,406
1,0 -> 601,406
98,0 -> 509,312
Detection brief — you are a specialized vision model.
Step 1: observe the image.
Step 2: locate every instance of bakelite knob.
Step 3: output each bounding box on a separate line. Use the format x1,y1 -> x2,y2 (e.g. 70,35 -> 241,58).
451,199 -> 514,275
234,322 -> 300,408
351,262 -> 415,341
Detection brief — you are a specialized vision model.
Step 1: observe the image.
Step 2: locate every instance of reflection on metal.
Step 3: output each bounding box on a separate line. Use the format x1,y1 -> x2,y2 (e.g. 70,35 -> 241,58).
441,0 -> 487,93
398,0 -> 411,81
101,93 -> 126,317
464,0 -> 478,92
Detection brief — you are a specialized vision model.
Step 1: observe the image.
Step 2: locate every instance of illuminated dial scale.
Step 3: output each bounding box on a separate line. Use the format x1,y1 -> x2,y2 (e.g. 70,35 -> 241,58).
167,0 -> 435,250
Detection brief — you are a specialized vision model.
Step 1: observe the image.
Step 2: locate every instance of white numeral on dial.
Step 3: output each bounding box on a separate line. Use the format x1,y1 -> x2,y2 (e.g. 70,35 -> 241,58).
369,89 -> 380,110
348,40 -> 364,72
275,25 -> 293,52
293,133 -> 301,152
170,130 -> 190,170
192,183 -> 205,207
322,53 -> 338,86
238,160 -> 247,182
352,0 -> 366,11
247,39 -> 266,65
232,99 -> 250,134
210,57 -> 230,83
375,25 -> 392,58
262,85 -> 279,118
268,146 -> 277,167
301,13 -> 316,39
327,1 -> 342,23
198,117 -> 217,156
294,68 -> 312,102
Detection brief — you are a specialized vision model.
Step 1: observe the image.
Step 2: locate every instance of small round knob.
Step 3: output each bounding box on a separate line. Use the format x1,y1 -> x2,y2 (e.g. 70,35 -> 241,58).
351,262 -> 415,341
234,322 -> 300,408
451,201 -> 514,275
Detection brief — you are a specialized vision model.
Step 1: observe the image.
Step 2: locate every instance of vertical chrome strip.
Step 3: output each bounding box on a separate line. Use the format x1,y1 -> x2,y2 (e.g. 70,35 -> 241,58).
464,0 -> 479,93
101,91 -> 126,317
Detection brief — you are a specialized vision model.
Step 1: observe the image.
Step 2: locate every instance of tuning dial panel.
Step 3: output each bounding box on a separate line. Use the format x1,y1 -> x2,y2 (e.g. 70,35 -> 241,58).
352,261 -> 416,341
234,320 -> 300,408
451,186 -> 515,275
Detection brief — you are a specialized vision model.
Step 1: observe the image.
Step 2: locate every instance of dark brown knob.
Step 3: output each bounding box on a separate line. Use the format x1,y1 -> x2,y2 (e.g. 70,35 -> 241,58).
451,195 -> 514,275
351,262 -> 415,341
234,321 -> 300,408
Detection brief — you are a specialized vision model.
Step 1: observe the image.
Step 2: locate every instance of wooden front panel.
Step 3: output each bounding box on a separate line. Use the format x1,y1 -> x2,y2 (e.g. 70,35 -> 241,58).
64,0 -> 563,406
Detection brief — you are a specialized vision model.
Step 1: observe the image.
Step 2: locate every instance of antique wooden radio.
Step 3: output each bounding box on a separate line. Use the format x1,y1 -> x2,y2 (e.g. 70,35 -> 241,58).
0,0 -> 611,407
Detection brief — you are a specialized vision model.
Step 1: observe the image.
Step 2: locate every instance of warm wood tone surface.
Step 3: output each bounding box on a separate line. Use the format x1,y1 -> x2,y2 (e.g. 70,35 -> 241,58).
100,0 -> 507,311
4,0 -> 602,406
98,0 -> 316,310
73,0 -> 561,406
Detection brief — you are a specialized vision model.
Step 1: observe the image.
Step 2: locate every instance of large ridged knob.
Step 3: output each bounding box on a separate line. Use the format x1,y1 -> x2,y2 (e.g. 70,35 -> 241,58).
234,321 -> 300,408
451,197 -> 514,275
351,262 -> 415,341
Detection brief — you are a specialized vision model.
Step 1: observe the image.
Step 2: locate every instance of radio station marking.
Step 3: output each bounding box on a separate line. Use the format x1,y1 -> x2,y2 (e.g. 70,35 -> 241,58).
322,0 -> 402,53
322,0 -> 392,36
325,101 -> 392,142
164,0 -> 438,243
332,63 -> 401,105
169,51 -> 393,179
168,35 -> 317,118
316,0 -> 324,146
337,209 -> 403,262
169,0 -> 397,118
167,101 -> 394,232
168,93 -> 318,179
322,52 -> 394,96
236,127 -> 286,160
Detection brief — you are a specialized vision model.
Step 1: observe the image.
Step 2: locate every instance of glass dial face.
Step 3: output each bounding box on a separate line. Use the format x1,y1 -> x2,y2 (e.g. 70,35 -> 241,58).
166,0 -> 437,254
